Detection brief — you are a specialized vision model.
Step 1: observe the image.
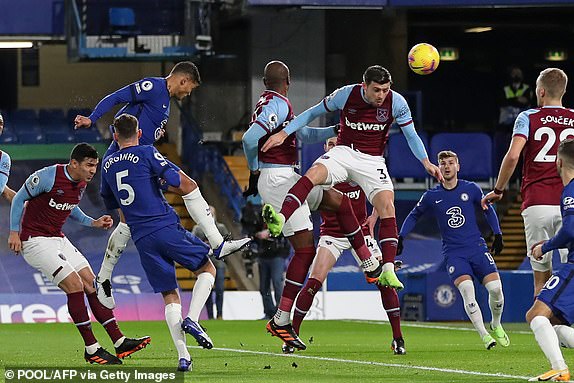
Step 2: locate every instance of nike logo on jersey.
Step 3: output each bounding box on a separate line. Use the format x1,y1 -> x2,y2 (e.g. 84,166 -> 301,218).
435,200 -> 443,204
162,104 -> 167,109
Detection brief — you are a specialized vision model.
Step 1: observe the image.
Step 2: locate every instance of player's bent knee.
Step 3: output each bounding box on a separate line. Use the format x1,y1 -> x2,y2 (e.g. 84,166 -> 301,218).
59,272 -> 84,294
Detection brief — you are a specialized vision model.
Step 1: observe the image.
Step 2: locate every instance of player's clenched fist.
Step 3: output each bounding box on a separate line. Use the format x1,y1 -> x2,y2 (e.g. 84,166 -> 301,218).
74,115 -> 92,129
93,215 -> 114,230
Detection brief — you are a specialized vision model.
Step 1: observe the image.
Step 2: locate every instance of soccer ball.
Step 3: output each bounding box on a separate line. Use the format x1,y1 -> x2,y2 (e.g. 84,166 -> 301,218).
408,43 -> 440,75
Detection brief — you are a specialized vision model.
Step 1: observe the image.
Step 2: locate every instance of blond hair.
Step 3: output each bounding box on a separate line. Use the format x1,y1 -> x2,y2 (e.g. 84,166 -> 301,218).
538,68 -> 568,99
437,150 -> 458,163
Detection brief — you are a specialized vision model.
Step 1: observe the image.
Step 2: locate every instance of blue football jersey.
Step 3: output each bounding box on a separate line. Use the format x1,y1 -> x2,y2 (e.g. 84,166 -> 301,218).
542,179 -> 574,262
401,180 -> 500,254
100,145 -> 181,242
89,77 -> 170,146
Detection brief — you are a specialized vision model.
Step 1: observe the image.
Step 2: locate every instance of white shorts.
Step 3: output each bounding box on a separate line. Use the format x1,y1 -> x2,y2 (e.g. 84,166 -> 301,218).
258,167 -> 324,237
314,145 -> 393,204
522,205 -> 567,272
318,235 -> 381,262
21,236 -> 91,286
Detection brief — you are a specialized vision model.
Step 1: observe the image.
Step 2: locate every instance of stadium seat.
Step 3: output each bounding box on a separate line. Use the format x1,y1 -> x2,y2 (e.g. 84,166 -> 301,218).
387,131 -> 430,188
10,109 -> 37,124
430,133 -> 493,184
39,109 -> 66,125
67,108 -> 92,122
74,129 -> 103,143
0,129 -> 17,144
17,131 -> 45,144
45,131 -> 75,144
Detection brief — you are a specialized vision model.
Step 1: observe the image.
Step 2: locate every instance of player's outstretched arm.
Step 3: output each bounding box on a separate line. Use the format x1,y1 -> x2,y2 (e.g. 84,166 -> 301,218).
481,132 -> 527,209
539,214 -> 574,257
75,84 -> 134,129
398,193 -> 430,254
261,101 -> 328,152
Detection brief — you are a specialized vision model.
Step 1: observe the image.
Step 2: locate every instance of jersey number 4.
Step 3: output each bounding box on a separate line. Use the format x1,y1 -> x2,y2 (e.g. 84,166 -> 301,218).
534,127 -> 574,162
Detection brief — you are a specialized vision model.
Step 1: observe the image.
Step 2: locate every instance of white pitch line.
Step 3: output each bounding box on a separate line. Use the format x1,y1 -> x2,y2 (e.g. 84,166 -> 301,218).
344,320 -> 532,335
189,346 -> 531,380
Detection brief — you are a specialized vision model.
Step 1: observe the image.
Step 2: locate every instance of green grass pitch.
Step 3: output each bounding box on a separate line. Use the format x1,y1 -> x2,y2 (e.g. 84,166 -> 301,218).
0,320 -> 563,382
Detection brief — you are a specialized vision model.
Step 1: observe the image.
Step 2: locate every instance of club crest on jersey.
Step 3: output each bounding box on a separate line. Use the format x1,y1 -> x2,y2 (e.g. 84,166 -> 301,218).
56,189 -> 65,196
460,193 -> 469,201
376,108 -> 389,122
141,80 -> 153,91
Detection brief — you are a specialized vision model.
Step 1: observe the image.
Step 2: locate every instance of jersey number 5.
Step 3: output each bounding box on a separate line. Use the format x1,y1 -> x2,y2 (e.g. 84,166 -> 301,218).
116,170 -> 135,206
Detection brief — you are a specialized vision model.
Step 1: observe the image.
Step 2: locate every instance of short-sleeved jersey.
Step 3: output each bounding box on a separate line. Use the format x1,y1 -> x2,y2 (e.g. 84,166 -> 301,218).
405,180 -> 488,254
320,182 -> 368,238
251,90 -> 297,166
557,180 -> 574,262
19,165 -> 87,241
323,85 -> 413,156
0,149 -> 11,193
100,145 -> 181,242
513,107 -> 574,210
89,77 -> 170,146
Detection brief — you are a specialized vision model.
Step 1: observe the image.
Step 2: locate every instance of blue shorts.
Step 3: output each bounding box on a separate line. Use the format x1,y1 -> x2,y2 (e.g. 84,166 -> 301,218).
445,244 -> 498,283
537,264 -> 574,325
134,224 -> 210,293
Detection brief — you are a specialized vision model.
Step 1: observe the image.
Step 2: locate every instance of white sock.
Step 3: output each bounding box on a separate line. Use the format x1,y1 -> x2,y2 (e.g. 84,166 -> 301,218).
98,222 -> 131,281
182,189 -> 224,249
274,309 -> 291,326
554,325 -> 574,348
484,279 -> 504,328
457,280 -> 488,338
361,255 -> 381,273
187,272 -> 215,321
531,316 -> 567,370
165,303 -> 190,360
85,342 -> 101,355
113,336 -> 126,348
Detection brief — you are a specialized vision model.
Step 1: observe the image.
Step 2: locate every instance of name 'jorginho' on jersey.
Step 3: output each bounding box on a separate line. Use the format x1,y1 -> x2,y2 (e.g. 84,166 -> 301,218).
100,145 -> 181,242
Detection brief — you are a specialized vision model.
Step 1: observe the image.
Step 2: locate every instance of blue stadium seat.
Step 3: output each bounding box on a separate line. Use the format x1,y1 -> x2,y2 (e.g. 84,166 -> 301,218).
17,131 -> 45,144
10,109 -> 37,123
39,109 -> 66,125
0,130 -> 17,144
430,133 -> 493,183
45,131 -> 75,144
74,129 -> 103,143
387,131 -> 430,179
67,108 -> 92,122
